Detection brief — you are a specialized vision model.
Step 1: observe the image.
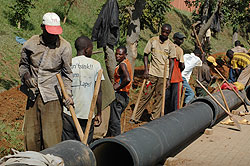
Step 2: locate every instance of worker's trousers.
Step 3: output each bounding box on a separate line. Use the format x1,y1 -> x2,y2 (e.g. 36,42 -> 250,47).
107,91 -> 129,137
133,75 -> 163,122
24,94 -> 63,151
165,82 -> 181,114
62,113 -> 94,145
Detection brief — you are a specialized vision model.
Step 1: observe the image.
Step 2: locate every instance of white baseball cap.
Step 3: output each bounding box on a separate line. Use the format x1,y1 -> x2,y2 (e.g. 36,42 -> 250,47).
42,12 -> 63,35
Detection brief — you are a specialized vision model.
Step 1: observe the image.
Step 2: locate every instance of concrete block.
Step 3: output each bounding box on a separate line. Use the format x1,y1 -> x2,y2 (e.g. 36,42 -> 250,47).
164,157 -> 179,166
204,128 -> 213,135
232,110 -> 239,115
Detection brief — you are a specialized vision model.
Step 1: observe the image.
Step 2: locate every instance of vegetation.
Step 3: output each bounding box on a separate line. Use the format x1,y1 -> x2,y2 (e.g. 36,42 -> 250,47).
0,0 -> 249,92
9,0 -> 36,29
0,121 -> 24,157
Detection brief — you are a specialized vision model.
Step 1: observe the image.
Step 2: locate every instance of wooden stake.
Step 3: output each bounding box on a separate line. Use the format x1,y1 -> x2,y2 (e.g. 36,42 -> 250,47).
56,74 -> 85,143
83,69 -> 103,145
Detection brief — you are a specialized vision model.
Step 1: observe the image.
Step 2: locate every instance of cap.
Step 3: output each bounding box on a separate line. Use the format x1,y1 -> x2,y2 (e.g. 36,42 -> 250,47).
207,56 -> 217,66
173,32 -> 186,39
42,12 -> 62,35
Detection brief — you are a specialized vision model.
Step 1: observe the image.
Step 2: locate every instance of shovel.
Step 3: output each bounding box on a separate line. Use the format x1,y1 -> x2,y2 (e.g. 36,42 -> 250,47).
56,74 -> 85,143
130,79 -> 146,122
83,69 -> 103,145
214,68 -> 249,113
217,82 -> 241,131
196,80 -> 241,131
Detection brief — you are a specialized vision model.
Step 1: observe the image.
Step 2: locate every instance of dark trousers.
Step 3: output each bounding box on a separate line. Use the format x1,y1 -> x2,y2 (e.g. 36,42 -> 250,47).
165,82 -> 181,114
62,113 -> 94,145
24,95 -> 63,151
107,91 -> 129,137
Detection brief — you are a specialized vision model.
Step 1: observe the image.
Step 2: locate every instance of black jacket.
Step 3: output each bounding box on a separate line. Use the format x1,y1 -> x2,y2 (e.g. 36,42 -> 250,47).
92,0 -> 119,48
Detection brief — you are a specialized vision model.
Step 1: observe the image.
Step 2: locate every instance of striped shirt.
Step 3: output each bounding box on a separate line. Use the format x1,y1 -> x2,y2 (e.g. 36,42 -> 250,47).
231,53 -> 250,69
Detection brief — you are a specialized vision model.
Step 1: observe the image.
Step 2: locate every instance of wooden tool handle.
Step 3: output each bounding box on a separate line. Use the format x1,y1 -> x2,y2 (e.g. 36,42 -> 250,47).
130,79 -> 146,121
56,74 -> 85,143
214,68 -> 245,102
196,79 -> 231,115
180,87 -> 186,109
83,69 -> 103,145
192,25 -> 205,54
216,82 -> 232,116
161,62 -> 168,117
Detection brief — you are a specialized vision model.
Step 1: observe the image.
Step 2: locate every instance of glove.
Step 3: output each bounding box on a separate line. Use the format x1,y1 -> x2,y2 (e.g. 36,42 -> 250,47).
23,72 -> 37,88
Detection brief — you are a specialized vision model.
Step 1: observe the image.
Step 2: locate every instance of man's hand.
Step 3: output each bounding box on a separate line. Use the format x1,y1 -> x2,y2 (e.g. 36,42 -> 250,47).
166,79 -> 171,89
113,83 -> 120,91
94,114 -> 102,127
143,70 -> 149,79
23,72 -> 37,88
63,97 -> 74,109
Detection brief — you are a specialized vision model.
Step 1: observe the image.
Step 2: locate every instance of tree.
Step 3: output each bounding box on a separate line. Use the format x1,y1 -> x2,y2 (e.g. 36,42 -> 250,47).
9,0 -> 36,29
118,0 -> 172,76
61,0 -> 79,24
185,0 -> 250,47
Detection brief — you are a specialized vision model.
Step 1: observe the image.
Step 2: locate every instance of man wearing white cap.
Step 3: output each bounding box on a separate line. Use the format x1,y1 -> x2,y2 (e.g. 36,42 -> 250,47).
19,12 -> 73,151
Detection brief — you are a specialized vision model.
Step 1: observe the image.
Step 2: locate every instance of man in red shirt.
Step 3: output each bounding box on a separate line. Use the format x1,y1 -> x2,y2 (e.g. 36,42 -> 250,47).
165,32 -> 185,114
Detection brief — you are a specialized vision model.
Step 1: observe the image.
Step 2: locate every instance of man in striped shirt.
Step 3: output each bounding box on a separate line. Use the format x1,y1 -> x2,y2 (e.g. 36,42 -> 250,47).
226,50 -> 250,87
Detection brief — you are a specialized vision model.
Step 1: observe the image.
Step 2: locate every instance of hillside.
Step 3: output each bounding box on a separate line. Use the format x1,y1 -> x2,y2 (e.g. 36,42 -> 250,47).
0,0 -> 249,92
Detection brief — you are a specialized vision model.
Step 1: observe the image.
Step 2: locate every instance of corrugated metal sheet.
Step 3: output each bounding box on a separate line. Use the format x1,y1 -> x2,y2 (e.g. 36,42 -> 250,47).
171,0 -> 196,12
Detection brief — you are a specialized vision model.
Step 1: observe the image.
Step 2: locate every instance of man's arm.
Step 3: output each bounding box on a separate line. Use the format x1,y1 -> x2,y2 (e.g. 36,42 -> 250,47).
143,53 -> 149,79
61,43 -> 73,96
113,63 -> 131,91
167,58 -> 174,89
19,46 -> 37,88
94,84 -> 102,127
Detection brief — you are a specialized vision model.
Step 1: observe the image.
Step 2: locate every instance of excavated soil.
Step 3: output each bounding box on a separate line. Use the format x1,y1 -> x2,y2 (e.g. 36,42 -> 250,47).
0,64 -> 229,157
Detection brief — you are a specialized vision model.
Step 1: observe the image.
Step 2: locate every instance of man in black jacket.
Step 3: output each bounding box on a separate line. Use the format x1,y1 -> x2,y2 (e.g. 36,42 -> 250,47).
92,0 -> 119,83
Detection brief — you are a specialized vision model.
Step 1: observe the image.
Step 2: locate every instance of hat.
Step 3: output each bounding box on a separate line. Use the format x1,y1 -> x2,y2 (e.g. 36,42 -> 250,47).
207,56 -> 217,66
173,32 -> 186,39
42,12 -> 62,35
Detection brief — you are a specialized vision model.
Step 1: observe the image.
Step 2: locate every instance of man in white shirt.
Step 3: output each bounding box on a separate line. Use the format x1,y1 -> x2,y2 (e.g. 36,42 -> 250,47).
181,49 -> 202,105
62,36 -> 104,144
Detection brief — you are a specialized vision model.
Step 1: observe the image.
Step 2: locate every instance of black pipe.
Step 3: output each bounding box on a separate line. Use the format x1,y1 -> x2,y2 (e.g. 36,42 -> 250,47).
90,90 -> 244,166
245,85 -> 250,106
41,140 -> 96,166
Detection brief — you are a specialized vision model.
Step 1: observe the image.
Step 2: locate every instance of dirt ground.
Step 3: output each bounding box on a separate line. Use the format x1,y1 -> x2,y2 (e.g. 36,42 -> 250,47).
0,62 -> 229,157
0,67 -> 148,156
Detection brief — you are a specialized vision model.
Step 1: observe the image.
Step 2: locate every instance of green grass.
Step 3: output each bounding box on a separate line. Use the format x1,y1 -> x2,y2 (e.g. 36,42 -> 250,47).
0,121 -> 24,157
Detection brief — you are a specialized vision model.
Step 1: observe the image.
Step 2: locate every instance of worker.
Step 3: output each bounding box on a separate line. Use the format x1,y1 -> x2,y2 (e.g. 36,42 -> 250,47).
131,24 -> 176,123
226,49 -> 250,87
181,49 -> 202,105
62,36 -> 104,144
231,40 -> 248,53
19,12 -> 72,151
196,55 -> 217,97
106,46 -> 132,137
165,32 -> 185,114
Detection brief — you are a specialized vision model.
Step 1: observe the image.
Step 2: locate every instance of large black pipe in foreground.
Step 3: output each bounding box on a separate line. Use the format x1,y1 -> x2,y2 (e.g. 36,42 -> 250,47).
41,140 -> 96,166
245,85 -> 250,105
90,90 -> 244,166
